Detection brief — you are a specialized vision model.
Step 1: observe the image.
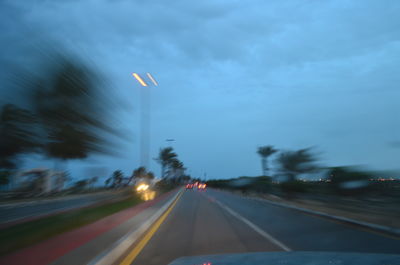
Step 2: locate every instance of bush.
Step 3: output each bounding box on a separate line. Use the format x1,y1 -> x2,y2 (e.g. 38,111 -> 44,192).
328,167 -> 370,195
240,176 -> 272,193
207,176 -> 272,194
280,180 -> 308,193
154,179 -> 178,193
0,171 -> 11,185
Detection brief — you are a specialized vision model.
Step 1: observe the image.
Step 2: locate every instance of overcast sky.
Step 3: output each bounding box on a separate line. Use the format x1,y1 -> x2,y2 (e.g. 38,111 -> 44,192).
1,0 -> 399,180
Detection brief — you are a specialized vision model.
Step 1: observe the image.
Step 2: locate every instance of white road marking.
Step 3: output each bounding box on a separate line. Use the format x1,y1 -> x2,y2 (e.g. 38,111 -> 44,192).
208,194 -> 291,251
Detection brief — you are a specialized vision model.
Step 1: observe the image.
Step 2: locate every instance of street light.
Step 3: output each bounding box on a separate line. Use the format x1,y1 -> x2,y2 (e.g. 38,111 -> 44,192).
132,73 -> 158,170
132,73 -> 148,87
147,73 -> 158,86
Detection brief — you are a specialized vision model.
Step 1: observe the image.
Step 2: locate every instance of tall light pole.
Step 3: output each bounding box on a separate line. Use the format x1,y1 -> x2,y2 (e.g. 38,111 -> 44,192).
132,73 -> 158,170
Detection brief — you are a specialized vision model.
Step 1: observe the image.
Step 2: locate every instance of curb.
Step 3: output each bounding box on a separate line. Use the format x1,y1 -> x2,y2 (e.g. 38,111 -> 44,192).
88,188 -> 184,265
247,195 -> 400,237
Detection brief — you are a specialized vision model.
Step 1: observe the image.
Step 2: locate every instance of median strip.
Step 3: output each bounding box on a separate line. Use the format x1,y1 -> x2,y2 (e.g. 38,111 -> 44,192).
0,195 -> 142,257
119,190 -> 183,265
88,189 -> 184,265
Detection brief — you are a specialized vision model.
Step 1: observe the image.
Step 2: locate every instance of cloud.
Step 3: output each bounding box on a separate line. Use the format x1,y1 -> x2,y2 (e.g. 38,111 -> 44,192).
1,0 -> 400,178
388,141 -> 400,149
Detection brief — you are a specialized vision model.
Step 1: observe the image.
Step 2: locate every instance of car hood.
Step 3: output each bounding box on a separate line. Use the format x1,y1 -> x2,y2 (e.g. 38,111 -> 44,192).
168,251 -> 400,265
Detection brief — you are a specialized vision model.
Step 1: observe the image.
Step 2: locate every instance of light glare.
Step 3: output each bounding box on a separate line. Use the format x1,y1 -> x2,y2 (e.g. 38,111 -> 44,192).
136,183 -> 149,192
132,73 -> 148,87
147,73 -> 158,86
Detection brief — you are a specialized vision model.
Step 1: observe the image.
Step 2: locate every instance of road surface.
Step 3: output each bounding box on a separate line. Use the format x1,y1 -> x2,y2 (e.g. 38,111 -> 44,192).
128,189 -> 400,265
0,191 -> 125,225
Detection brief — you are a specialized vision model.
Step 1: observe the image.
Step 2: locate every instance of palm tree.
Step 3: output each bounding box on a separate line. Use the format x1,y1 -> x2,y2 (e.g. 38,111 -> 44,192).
257,146 -> 278,176
168,158 -> 185,180
29,56 -> 119,168
277,148 -> 317,181
105,177 -> 112,187
88,176 -> 98,189
111,170 -> 124,188
170,158 -> 184,170
0,104 -> 40,188
156,147 -> 177,178
146,172 -> 155,179
0,104 -> 40,165
131,166 -> 146,182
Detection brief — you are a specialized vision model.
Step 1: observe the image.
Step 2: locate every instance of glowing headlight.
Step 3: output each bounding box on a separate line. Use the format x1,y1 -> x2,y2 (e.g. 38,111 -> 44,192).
136,184 -> 149,192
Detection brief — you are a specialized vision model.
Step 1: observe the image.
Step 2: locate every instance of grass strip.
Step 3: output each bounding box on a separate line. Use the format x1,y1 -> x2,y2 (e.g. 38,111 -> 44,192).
0,195 -> 142,256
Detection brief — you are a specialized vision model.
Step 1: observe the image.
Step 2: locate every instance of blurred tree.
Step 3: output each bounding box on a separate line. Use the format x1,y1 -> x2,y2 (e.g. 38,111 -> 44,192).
28,56 -> 117,167
146,172 -> 155,179
105,177 -> 112,187
0,171 -> 10,185
46,125 -> 101,160
0,104 -> 41,170
277,148 -> 317,182
88,176 -> 98,189
129,166 -> 146,184
170,158 -> 184,170
73,179 -> 89,190
168,158 -> 185,182
156,147 -> 177,178
257,146 -> 278,176
328,167 -> 370,195
133,167 -> 146,178
111,170 -> 123,188
129,167 -> 155,184
180,175 -> 191,183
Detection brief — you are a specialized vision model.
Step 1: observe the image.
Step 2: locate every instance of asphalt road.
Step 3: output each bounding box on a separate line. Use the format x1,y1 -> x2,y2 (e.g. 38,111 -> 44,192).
131,189 -> 400,265
0,191 -> 124,225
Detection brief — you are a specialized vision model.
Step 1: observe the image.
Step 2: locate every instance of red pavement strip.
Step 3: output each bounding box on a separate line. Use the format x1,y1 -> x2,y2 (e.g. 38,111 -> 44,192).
0,189 -> 177,265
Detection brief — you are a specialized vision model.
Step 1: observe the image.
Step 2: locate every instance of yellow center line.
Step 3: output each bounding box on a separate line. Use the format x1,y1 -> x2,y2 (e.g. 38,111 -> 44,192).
119,190 -> 184,265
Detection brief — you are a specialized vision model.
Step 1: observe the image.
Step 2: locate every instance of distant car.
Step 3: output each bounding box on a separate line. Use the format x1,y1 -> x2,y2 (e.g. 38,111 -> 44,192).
197,183 -> 206,190
185,183 -> 193,189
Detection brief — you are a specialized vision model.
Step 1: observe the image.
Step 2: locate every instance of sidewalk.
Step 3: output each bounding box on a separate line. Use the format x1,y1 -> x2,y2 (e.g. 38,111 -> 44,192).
0,189 -> 178,265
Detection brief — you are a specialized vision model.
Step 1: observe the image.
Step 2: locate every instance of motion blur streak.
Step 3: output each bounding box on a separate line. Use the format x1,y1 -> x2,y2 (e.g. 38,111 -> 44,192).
136,184 -> 149,192
132,73 -> 148,87
140,190 -> 156,201
146,73 -> 158,86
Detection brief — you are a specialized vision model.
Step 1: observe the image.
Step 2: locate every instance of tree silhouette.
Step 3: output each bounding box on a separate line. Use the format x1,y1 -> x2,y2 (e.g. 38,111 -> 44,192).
28,56 -> 118,166
147,172 -> 155,179
0,104 -> 41,171
277,148 -> 317,181
156,147 -> 177,178
257,146 -> 278,176
111,170 -> 124,188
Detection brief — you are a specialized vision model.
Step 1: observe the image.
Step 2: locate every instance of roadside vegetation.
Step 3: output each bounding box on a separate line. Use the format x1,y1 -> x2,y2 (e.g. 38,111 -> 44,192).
0,152 -> 185,257
207,145 -> 400,228
0,193 -> 142,256
0,144 -> 188,256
